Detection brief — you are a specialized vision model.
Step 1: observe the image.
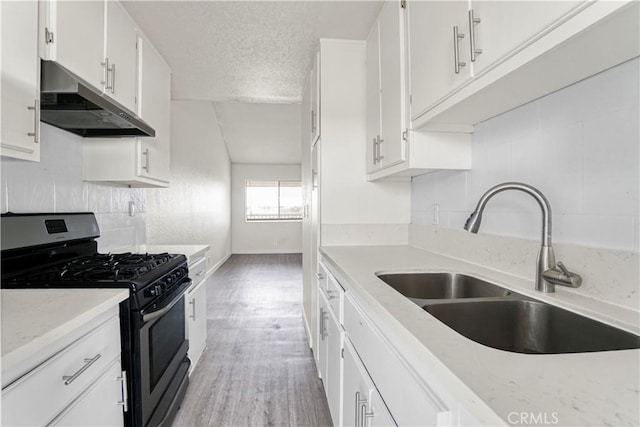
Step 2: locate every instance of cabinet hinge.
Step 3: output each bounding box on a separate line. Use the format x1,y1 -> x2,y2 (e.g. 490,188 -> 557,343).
45,27 -> 54,44
402,129 -> 408,142
401,0 -> 406,9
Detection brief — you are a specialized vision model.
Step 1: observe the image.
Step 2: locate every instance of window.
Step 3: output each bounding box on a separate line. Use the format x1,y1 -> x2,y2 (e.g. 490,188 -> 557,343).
245,180 -> 303,221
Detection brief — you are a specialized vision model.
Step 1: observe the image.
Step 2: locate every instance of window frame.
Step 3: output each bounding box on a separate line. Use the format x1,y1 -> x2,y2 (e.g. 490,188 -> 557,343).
244,179 -> 303,223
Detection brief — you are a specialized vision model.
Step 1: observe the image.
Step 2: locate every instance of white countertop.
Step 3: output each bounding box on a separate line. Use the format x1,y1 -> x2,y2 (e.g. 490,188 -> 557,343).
121,244 -> 209,265
1,288 -> 129,388
320,245 -> 640,426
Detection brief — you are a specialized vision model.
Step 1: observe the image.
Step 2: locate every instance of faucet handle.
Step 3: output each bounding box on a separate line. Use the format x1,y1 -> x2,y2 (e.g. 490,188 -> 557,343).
557,261 -> 571,277
543,261 -> 582,289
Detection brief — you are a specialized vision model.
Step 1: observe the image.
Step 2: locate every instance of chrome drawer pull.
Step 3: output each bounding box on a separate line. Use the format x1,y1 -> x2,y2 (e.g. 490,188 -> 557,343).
117,370 -> 129,412
189,298 -> 196,321
62,353 -> 102,385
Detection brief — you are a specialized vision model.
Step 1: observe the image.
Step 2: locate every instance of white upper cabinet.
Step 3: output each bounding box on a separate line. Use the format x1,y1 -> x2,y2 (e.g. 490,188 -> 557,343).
41,0 -> 106,91
1,0 -> 40,162
408,0 -> 638,128
40,0 -> 138,112
137,34 -> 171,184
365,21 -> 381,174
105,1 -> 138,112
470,1 -> 586,75
408,0 -> 471,118
378,0 -> 407,168
310,50 -> 321,147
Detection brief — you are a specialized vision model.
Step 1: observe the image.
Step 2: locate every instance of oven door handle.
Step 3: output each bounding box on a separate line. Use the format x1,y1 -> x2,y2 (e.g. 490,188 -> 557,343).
141,279 -> 192,323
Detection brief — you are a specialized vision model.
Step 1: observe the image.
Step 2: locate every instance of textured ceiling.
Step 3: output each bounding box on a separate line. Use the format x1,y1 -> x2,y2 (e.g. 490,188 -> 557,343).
122,1 -> 384,103
214,102 -> 301,164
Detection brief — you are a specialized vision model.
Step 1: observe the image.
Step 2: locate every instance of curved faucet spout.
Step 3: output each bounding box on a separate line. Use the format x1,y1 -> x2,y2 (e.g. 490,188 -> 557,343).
464,182 -> 552,247
464,182 -> 581,293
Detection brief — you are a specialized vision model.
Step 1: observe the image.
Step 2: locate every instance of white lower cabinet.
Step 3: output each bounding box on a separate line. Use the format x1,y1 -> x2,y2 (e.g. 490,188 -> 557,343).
1,311 -> 125,426
50,358 -> 126,427
343,339 -> 395,427
186,257 -> 208,372
317,263 -> 345,426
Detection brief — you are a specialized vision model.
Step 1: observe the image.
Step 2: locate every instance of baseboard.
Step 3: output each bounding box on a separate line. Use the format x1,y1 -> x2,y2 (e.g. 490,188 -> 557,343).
231,249 -> 303,255
206,252 -> 231,278
302,309 -> 313,350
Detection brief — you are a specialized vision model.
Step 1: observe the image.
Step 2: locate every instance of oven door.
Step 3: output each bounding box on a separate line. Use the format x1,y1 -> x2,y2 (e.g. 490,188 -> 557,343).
138,279 -> 191,427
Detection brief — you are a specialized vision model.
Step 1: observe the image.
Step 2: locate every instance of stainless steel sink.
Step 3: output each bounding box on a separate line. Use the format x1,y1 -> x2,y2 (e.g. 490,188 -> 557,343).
377,272 -> 511,300
425,300 -> 640,354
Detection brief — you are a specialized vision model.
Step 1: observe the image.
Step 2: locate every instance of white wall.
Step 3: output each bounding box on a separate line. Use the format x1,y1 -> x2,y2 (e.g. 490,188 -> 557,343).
1,124 -> 146,252
319,39 -> 411,245
412,58 -> 640,252
231,163 -> 302,254
145,101 -> 232,270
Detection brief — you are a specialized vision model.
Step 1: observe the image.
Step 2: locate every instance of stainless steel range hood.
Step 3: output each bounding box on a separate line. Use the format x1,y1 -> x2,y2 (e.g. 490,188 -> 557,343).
40,60 -> 155,137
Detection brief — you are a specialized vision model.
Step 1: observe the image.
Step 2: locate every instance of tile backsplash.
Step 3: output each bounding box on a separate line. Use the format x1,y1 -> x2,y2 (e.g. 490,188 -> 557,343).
412,58 -> 640,252
1,124 -> 146,252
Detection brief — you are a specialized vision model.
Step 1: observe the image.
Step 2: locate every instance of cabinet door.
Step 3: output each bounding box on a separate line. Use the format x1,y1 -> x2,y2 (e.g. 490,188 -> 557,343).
51,0 -> 105,91
326,307 -> 343,426
343,339 -> 396,427
366,21 -> 382,174
50,359 -> 125,427
138,36 -> 171,184
378,0 -> 406,168
408,0 -> 471,120
317,294 -> 330,382
1,0 -> 40,161
187,279 -> 208,370
310,50 -> 321,147
105,1 -> 138,112
470,1 -> 586,75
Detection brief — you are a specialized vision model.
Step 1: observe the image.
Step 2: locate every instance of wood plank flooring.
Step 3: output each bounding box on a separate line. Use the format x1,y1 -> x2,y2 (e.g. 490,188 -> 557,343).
172,254 -> 333,427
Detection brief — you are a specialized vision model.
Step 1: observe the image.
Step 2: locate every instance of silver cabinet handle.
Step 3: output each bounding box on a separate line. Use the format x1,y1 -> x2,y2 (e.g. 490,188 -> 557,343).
316,272 -> 324,280
468,9 -> 482,62
101,58 -> 114,91
377,136 -> 384,161
453,26 -> 466,74
361,402 -> 374,426
196,270 -> 204,277
323,310 -> 328,338
62,353 -> 102,385
117,370 -> 129,412
311,110 -> 316,134
142,148 -> 150,172
326,289 -> 336,300
355,392 -> 367,427
188,298 -> 196,321
27,99 -> 39,143
372,138 -> 378,164
319,308 -> 324,340
111,62 -> 116,94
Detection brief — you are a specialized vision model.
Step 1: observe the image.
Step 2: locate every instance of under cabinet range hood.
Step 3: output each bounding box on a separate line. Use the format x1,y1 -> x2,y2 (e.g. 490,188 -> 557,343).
40,60 -> 155,137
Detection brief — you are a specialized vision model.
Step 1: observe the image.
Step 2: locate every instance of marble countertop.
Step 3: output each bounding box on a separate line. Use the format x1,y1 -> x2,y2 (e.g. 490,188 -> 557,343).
1,288 -> 129,388
320,245 -> 640,426
120,244 -> 209,265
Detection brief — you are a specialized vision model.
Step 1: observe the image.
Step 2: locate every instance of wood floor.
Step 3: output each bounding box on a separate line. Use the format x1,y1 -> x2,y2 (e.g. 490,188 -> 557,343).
172,254 -> 333,427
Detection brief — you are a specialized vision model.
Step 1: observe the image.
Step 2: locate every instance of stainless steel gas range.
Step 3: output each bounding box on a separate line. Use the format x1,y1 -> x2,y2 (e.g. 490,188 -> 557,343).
1,212 -> 191,427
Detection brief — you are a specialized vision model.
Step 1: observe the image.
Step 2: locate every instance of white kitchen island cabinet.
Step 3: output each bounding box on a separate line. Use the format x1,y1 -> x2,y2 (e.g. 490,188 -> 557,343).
1,289 -> 129,427
1,0 -> 40,162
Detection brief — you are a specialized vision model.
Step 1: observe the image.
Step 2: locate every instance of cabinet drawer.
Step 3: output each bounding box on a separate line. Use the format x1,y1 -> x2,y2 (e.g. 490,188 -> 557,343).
326,274 -> 344,324
2,316 -> 121,426
49,358 -> 124,427
189,257 -> 207,286
344,294 -> 449,426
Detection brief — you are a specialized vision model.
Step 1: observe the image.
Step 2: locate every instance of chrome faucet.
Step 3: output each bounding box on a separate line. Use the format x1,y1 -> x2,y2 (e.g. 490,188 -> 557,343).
464,182 -> 582,293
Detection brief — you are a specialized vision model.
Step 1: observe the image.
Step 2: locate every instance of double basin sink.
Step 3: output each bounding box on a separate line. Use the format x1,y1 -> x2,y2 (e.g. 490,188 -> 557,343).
376,272 -> 640,354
